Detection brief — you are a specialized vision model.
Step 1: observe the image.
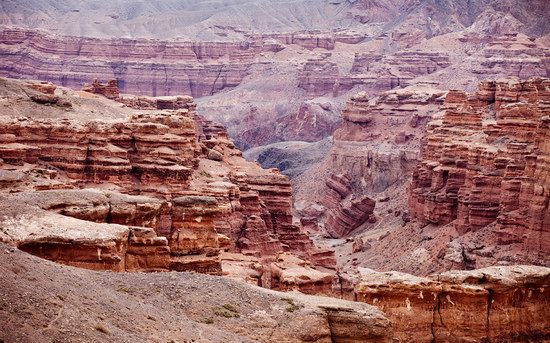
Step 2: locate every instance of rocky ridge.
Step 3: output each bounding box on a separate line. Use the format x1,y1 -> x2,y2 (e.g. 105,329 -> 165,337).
0,78 -> 338,295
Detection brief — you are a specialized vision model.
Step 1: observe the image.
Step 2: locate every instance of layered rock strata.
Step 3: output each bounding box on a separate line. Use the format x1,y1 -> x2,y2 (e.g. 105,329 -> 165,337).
409,77 -> 550,267
2,26 -> 547,151
297,50 -> 452,98
323,173 -> 376,238
474,34 -> 550,80
0,27 -> 278,97
0,78 -> 337,293
355,265 -> 550,343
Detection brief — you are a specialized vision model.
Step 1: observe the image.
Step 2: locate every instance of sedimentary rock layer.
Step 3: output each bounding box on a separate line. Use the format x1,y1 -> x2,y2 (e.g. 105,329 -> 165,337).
0,27 -> 277,97
0,78 -> 336,293
409,77 -> 550,266
355,265 -> 550,342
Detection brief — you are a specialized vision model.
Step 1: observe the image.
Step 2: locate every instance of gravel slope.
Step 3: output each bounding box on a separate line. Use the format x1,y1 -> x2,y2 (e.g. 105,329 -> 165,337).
0,244 -> 391,342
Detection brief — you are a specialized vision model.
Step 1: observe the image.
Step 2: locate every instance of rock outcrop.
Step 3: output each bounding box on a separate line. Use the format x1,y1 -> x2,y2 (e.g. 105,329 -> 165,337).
297,50 -> 451,98
323,173 -> 376,238
82,79 -> 120,99
355,265 -> 550,343
297,85 -> 446,237
473,33 -> 550,79
0,78 -> 336,294
409,77 -> 550,268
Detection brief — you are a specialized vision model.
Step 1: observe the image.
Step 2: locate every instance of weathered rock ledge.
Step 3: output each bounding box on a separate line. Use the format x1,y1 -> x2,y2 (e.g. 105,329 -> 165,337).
355,265 -> 550,342
0,77 -> 338,295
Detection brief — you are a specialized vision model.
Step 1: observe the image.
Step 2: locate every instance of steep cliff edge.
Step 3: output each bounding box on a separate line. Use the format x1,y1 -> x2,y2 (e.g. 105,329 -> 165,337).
409,77 -> 550,269
355,265 -> 550,342
0,77 -> 338,295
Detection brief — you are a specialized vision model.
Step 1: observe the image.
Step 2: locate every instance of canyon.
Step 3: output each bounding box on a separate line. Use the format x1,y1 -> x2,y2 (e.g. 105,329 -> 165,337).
0,78 -> 342,296
1,76 -> 549,342
0,0 -> 549,341
313,77 -> 550,280
1,1 -> 549,151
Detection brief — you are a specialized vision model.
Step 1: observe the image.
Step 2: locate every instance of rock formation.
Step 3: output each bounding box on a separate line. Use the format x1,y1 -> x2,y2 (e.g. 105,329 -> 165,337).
336,77 -> 550,276
296,85 -> 446,237
409,77 -> 550,268
82,79 -> 120,99
355,265 -> 550,342
323,174 -> 377,238
0,77 -> 337,293
0,2 -> 549,341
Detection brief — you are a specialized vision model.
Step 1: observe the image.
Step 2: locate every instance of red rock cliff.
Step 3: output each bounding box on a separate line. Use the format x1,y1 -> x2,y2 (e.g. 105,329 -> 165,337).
409,77 -> 550,268
0,78 -> 337,295
355,265 -> 550,342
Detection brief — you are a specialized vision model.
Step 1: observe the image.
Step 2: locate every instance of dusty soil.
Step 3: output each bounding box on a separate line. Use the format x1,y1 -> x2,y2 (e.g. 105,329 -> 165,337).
0,243 -> 387,343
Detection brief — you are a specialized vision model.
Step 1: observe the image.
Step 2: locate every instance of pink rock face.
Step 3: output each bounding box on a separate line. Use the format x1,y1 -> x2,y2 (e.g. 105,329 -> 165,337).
297,50 -> 452,99
0,27 -> 379,101
298,53 -> 341,97
0,28 -> 262,97
409,77 -> 550,264
475,34 -> 550,78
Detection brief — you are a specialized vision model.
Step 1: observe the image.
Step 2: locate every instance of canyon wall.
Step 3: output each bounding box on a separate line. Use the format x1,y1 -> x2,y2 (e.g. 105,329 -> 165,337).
0,78 -> 338,295
355,265 -> 550,342
296,50 -> 452,98
1,78 -> 549,343
409,77 -> 550,268
1,25 -> 548,151
327,78 -> 550,277
0,27 -> 271,98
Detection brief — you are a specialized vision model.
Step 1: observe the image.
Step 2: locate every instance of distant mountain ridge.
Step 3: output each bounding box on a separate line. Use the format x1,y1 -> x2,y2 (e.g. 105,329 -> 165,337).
1,0 -> 548,40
